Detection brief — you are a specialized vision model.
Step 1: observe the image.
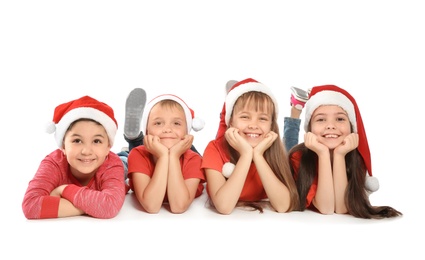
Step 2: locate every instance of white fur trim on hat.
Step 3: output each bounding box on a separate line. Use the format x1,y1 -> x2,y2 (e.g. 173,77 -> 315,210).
222,162 -> 235,178
47,107 -> 117,147
225,82 -> 278,126
141,94 -> 204,135
304,90 -> 357,132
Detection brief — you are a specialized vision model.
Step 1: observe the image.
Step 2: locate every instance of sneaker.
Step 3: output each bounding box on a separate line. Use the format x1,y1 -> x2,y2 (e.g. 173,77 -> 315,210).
226,80 -> 238,93
290,86 -> 309,110
124,88 -> 147,139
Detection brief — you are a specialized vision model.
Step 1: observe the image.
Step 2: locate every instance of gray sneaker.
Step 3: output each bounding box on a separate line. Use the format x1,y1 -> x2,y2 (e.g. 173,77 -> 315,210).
290,86 -> 309,110
291,86 -> 309,102
124,88 -> 146,139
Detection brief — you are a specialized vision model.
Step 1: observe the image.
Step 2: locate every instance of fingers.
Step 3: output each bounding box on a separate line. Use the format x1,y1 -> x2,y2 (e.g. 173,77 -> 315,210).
342,133 -> 359,150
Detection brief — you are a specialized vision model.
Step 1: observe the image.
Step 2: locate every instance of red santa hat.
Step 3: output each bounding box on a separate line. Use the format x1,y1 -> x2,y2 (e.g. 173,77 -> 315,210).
216,78 -> 279,178
46,95 -> 118,148
305,85 -> 379,192
216,78 -> 279,139
140,94 -> 205,135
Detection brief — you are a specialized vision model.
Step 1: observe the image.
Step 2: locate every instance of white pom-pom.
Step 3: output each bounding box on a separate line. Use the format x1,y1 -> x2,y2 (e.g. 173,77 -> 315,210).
222,162 -> 235,178
365,174 -> 379,193
192,117 -> 205,132
45,121 -> 56,134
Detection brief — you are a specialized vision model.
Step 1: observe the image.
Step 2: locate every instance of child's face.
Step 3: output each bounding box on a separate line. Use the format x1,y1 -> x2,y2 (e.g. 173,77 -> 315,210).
62,120 -> 111,183
310,105 -> 352,149
230,101 -> 272,147
146,102 -> 188,149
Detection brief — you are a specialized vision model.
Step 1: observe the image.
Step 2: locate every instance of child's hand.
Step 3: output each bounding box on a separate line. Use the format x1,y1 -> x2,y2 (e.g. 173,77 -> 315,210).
144,134 -> 168,157
254,131 -> 277,155
304,132 -> 328,155
225,127 -> 252,154
334,133 -> 358,156
170,135 -> 193,157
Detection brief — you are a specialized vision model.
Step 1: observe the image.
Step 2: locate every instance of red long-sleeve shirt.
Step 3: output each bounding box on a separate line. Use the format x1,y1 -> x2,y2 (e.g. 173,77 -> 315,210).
22,149 -> 127,219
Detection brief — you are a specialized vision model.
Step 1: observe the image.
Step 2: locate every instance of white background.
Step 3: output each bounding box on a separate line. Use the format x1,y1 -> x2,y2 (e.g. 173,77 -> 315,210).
1,1 -> 423,259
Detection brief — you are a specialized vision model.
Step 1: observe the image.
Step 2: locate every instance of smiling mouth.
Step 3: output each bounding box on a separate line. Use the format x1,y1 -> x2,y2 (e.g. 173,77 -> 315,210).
323,134 -> 339,138
80,159 -> 94,163
246,133 -> 260,138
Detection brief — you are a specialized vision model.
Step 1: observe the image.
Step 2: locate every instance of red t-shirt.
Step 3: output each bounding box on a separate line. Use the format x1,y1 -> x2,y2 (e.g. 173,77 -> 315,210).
127,146 -> 205,199
290,150 -> 318,208
201,137 -> 267,201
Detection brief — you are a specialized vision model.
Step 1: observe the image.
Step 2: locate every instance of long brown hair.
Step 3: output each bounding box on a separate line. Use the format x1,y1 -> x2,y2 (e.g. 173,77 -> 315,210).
227,91 -> 300,212
289,123 -> 402,219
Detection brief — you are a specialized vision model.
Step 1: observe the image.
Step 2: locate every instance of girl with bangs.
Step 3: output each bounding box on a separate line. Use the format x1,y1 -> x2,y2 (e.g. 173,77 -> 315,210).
201,78 -> 300,214
288,85 -> 401,219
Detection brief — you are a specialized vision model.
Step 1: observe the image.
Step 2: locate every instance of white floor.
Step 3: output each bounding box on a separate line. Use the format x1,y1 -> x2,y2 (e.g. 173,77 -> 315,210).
1,1 -> 423,259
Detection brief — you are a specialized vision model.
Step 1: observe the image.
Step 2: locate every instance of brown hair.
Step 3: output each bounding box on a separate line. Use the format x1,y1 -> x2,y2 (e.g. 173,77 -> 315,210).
289,123 -> 402,219
227,91 -> 300,212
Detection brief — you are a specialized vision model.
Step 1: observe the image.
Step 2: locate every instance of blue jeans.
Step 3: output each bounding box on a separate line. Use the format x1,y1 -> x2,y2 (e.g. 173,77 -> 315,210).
117,151 -> 129,180
283,117 -> 301,152
117,133 -> 143,180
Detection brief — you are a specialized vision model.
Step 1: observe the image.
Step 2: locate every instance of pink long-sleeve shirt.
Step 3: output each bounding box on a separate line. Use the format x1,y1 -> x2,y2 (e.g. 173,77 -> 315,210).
22,149 -> 127,219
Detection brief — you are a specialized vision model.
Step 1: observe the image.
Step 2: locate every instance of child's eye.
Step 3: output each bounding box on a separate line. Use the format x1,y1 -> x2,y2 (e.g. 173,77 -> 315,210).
72,138 -> 82,144
337,117 -> 346,122
93,139 -> 103,144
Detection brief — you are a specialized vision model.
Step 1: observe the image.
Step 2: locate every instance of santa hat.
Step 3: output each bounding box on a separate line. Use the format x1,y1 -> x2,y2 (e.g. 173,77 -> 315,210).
304,85 -> 379,192
216,78 -> 279,138
140,94 -> 205,135
224,78 -> 278,126
217,78 -> 279,178
46,95 -> 118,147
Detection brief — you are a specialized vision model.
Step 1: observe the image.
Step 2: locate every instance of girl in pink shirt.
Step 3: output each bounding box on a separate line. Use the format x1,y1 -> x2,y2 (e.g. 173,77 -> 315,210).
22,96 -> 127,219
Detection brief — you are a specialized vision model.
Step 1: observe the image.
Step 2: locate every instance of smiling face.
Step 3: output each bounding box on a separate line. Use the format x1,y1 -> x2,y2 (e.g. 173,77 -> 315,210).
62,119 -> 111,184
229,92 -> 274,147
146,100 -> 188,149
310,105 -> 352,149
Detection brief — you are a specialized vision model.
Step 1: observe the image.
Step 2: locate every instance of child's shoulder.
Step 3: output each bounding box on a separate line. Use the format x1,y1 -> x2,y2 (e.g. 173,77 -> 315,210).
107,151 -> 122,161
100,151 -> 125,170
44,149 -> 67,164
184,149 -> 202,158
127,145 -> 152,162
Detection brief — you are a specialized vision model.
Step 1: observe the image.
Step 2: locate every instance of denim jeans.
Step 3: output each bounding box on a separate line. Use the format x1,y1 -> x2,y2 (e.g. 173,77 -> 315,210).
283,117 -> 301,152
117,151 -> 129,180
